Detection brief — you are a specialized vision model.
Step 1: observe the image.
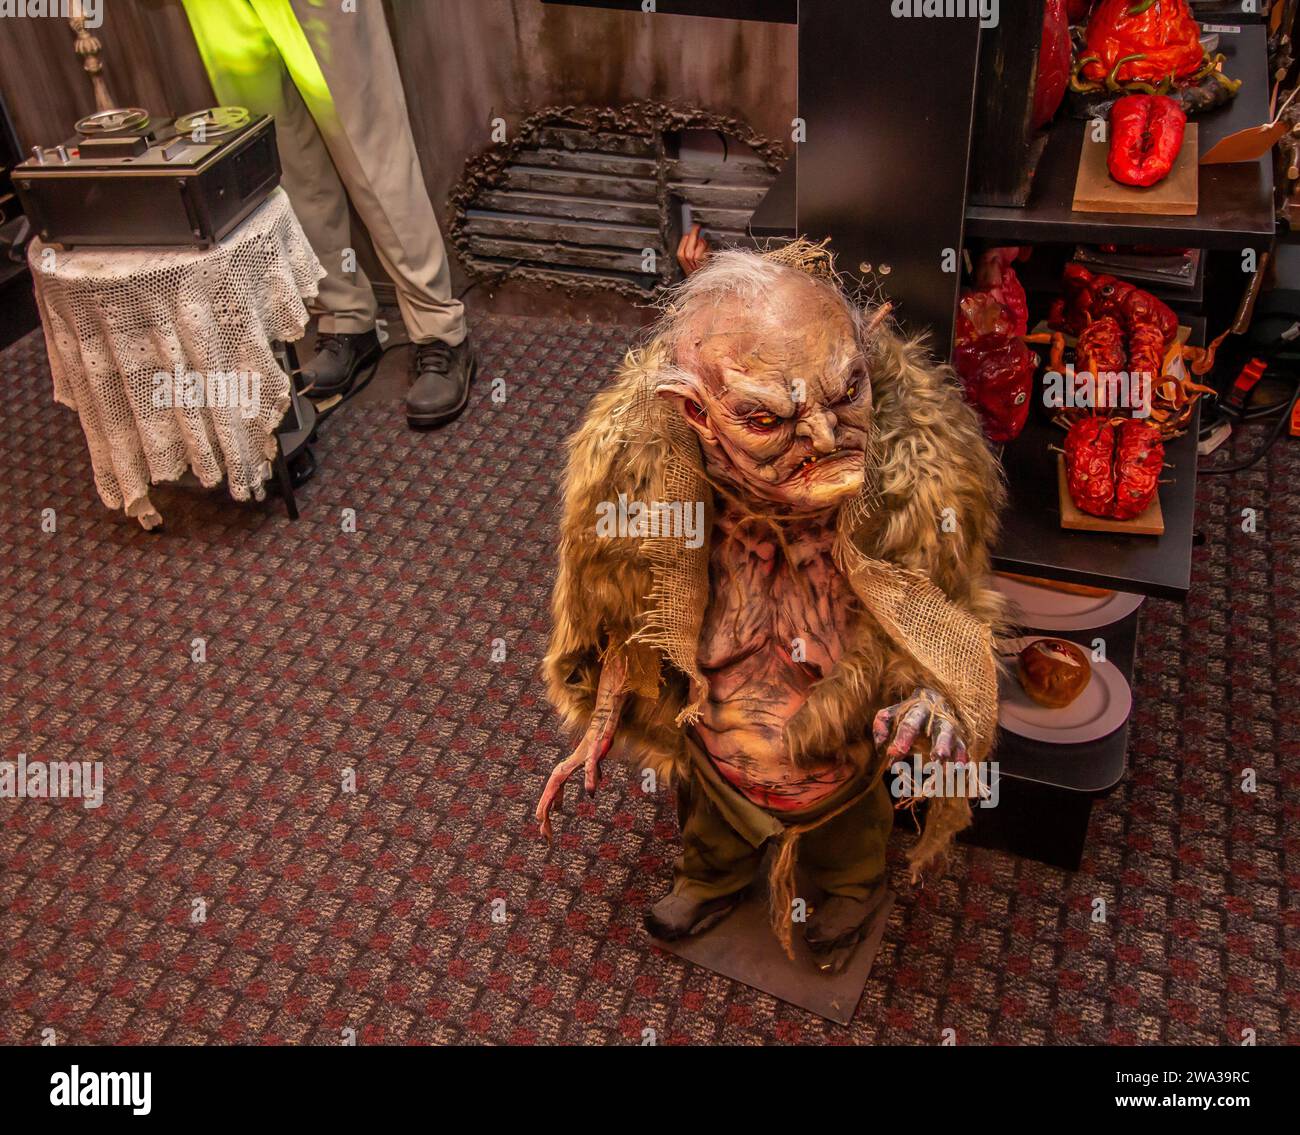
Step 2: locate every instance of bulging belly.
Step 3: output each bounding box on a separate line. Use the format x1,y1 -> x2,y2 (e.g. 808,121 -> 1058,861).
694,645 -> 855,812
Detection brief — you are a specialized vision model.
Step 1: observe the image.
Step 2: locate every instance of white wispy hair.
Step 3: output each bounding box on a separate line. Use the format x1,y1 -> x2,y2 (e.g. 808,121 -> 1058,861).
652,245 -> 886,369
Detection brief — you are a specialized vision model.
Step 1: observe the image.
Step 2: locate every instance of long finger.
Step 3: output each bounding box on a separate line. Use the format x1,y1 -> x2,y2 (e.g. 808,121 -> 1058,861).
677,227 -> 703,272
888,703 -> 931,757
872,706 -> 895,747
537,776 -> 566,840
537,753 -> 583,814
583,733 -> 605,794
536,754 -> 583,835
931,719 -> 956,762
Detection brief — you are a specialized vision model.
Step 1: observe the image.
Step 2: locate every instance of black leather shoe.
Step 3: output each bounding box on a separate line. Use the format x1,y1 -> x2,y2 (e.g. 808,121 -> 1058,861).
299,329 -> 381,399
643,891 -> 743,941
406,338 -> 475,427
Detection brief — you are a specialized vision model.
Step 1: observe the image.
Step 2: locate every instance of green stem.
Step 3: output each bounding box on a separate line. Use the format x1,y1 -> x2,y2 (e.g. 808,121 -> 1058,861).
1106,52 -> 1146,92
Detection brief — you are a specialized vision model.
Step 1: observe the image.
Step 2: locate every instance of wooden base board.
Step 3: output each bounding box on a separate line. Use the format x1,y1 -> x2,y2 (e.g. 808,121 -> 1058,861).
657,872 -> 896,1025
1072,123 -> 1198,215
1057,454 -> 1164,535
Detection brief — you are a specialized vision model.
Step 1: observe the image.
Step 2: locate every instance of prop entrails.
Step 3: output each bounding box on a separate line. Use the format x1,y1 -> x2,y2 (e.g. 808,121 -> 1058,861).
1028,263 -> 1217,437
538,243 -> 1005,967
1070,0 -> 1241,112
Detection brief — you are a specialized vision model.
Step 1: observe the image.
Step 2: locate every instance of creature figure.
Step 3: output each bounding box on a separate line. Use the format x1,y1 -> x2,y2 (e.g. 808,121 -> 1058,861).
539,246 -> 1004,967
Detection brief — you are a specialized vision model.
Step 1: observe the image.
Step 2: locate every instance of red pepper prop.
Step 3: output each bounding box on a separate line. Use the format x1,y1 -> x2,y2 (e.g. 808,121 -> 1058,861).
954,291 -> 1035,444
1107,94 -> 1186,186
1078,0 -> 1205,89
1064,417 -> 1164,519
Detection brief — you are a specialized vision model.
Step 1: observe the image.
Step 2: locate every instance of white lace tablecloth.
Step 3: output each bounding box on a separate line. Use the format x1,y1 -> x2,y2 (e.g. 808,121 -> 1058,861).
29,188 -> 325,525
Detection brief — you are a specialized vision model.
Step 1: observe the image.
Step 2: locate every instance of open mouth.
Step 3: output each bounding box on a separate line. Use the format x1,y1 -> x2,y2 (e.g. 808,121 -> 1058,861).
793,450 -> 862,475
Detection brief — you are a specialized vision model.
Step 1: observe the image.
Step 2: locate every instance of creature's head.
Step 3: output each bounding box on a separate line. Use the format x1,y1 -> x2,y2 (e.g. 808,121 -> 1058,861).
654,249 -> 878,513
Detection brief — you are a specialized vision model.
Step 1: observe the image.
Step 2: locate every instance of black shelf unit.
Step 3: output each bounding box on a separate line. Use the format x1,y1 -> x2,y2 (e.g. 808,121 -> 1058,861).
964,24 -> 1274,869
965,25 -> 1274,251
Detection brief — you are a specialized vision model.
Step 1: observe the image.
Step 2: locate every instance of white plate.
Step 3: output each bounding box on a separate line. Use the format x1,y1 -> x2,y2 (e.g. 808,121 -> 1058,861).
998,637 -> 1133,745
993,574 -> 1145,631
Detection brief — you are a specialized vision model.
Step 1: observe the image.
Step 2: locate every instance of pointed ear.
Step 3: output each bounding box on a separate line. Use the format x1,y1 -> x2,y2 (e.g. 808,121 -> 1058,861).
654,375 -> 718,445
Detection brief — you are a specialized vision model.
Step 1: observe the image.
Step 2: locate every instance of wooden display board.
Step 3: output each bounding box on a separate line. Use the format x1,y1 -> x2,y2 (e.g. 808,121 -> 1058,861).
1057,455 -> 1165,536
1072,124 -> 1199,216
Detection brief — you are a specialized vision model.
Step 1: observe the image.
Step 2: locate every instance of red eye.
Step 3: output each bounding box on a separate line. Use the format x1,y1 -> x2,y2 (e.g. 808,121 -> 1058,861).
748,412 -> 780,431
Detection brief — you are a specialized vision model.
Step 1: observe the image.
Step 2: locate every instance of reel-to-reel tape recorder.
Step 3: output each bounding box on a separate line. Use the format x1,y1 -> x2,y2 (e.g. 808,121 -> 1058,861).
14,106 -> 280,248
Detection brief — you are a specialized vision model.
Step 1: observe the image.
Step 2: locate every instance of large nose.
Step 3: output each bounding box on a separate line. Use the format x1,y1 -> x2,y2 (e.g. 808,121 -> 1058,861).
796,410 -> 838,454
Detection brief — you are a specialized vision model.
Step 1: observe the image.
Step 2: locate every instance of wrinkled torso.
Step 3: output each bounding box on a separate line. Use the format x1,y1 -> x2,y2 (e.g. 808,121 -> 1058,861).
693,499 -> 859,812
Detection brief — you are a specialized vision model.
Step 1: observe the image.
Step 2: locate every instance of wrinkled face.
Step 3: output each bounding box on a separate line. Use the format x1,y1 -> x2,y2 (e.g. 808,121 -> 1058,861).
658,275 -> 871,512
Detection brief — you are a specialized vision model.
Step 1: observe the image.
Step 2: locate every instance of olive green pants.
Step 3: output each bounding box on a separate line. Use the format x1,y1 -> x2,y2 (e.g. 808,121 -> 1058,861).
671,740 -> 893,904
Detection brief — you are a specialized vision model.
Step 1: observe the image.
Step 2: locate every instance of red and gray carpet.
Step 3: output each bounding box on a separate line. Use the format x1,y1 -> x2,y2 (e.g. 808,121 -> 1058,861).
0,315 -> 1296,1045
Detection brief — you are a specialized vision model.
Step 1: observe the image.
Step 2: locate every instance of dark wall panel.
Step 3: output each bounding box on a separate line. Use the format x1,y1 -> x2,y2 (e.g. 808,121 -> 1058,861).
798,1 -> 981,357
0,1 -> 212,150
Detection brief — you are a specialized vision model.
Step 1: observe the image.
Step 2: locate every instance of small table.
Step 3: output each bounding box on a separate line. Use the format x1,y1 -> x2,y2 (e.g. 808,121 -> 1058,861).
28,187 -> 324,527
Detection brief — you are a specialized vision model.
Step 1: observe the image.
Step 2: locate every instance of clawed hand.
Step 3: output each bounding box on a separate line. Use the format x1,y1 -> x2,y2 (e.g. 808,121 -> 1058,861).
534,717 -> 614,840
535,655 -> 627,840
676,223 -> 711,276
872,686 -> 968,765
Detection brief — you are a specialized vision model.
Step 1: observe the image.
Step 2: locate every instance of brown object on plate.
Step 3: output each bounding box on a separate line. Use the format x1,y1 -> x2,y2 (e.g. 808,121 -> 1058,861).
1057,455 -> 1164,536
1017,638 -> 1092,709
1072,123 -> 1198,216
995,571 -> 1114,599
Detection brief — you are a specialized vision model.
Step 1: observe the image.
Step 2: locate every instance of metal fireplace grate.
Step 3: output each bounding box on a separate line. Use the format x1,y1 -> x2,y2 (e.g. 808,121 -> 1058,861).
448,102 -> 784,298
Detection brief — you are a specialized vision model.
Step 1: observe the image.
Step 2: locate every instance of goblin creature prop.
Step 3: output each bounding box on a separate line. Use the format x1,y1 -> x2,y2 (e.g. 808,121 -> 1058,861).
539,245 -> 1004,967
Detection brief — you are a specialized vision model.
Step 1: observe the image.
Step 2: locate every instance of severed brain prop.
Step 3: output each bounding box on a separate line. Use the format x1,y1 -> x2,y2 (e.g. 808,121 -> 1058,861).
538,243 -> 1006,967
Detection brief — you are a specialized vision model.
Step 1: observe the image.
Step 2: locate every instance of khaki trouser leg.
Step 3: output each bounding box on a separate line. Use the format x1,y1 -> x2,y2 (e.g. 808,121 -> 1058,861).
268,0 -> 466,345
179,0 -> 378,334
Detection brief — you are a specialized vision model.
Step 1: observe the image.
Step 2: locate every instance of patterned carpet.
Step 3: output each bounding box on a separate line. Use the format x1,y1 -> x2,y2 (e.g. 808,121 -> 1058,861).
0,314 -> 1296,1046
